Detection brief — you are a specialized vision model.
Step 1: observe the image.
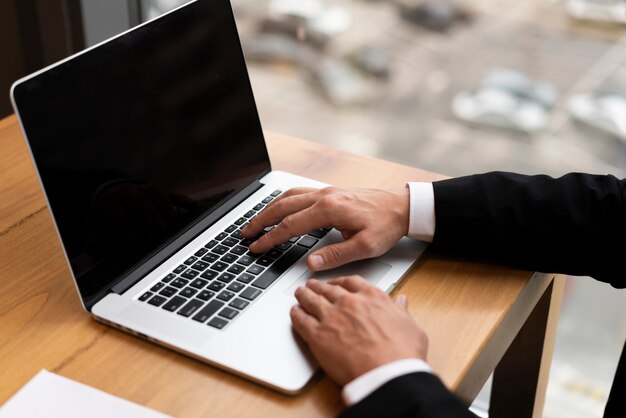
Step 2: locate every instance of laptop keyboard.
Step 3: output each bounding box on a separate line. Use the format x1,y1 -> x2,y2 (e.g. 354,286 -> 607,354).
137,190 -> 330,330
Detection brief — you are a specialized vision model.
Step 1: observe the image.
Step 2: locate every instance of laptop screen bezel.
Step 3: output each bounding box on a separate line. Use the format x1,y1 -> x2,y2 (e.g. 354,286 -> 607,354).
10,0 -> 272,311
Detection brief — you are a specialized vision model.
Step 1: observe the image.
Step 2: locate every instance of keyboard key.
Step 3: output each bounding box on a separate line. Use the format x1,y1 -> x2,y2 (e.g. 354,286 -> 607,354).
266,249 -> 283,259
193,300 -> 224,323
191,261 -> 209,271
231,245 -> 247,255
237,273 -> 255,284
227,264 -> 245,274
208,317 -> 228,329
262,197 -> 273,204
204,239 -> 218,249
195,247 -> 208,257
288,237 -> 299,243
148,295 -> 167,306
208,281 -> 225,292
270,190 -> 282,197
247,265 -> 264,275
217,290 -> 236,302
218,307 -> 239,319
173,265 -> 186,274
255,256 -> 274,267
181,269 -> 199,280
190,278 -> 209,289
234,217 -> 246,225
263,225 -> 274,233
227,282 -> 245,292
229,298 -> 249,310
184,256 -> 198,265
222,237 -> 238,247
225,224 -> 237,233
202,253 -> 218,263
159,286 -> 177,297
220,253 -> 238,263
216,232 -> 228,241
217,273 -> 236,283
308,229 -> 327,239
211,245 -> 229,255
240,238 -> 254,247
211,261 -> 229,272
162,296 -> 186,312
244,210 -> 256,218
197,290 -> 215,301
171,278 -> 189,288
276,242 -> 292,251
252,203 -> 264,211
230,229 -> 243,239
163,273 -> 177,283
240,287 -> 261,301
139,291 -> 152,301
236,255 -> 254,266
200,270 -> 218,280
297,236 -> 318,248
151,282 -> 164,292
252,246 -> 307,289
178,299 -> 204,317
179,287 -> 198,298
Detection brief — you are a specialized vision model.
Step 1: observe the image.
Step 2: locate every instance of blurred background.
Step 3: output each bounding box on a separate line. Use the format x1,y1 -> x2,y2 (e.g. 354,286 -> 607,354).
2,0 -> 625,416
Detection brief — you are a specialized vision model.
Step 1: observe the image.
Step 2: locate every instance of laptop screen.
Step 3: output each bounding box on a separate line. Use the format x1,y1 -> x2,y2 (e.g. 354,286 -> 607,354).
12,0 -> 270,305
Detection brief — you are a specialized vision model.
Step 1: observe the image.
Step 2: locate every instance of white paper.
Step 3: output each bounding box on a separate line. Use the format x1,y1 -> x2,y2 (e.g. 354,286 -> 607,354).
0,370 -> 172,418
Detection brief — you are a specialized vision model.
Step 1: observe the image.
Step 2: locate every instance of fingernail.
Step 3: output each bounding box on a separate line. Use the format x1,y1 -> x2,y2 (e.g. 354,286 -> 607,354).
309,254 -> 323,270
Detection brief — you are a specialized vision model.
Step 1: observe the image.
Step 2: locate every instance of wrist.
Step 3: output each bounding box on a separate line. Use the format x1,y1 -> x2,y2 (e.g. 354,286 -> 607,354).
395,188 -> 411,237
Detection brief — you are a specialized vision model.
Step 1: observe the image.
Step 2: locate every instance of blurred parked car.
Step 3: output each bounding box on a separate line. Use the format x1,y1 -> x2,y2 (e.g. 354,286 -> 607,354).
452,69 -> 559,133
567,0 -> 626,24
398,0 -> 472,32
347,46 -> 391,80
269,0 -> 351,37
569,84 -> 626,142
312,57 -> 378,106
242,34 -> 318,67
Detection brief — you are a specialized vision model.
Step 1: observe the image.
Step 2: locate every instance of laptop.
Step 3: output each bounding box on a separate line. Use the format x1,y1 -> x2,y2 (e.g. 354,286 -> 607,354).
10,0 -> 427,394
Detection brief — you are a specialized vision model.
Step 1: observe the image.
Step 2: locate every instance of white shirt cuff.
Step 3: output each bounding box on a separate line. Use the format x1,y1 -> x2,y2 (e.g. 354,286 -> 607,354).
406,182 -> 436,242
342,358 -> 432,406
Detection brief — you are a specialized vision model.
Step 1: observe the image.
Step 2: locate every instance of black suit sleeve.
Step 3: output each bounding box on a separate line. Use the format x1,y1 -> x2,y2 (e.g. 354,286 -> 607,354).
339,373 -> 477,418
432,172 -> 626,288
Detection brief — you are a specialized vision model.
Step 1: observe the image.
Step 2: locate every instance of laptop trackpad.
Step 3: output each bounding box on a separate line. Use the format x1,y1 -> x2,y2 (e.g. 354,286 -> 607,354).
286,260 -> 391,295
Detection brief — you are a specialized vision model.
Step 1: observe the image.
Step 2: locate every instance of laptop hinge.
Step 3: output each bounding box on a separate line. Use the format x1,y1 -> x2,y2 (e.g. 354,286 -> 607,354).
106,179 -> 265,298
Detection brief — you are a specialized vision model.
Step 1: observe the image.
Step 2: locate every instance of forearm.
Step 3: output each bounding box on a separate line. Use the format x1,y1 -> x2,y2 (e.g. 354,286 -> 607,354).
340,372 -> 477,418
431,172 -> 626,287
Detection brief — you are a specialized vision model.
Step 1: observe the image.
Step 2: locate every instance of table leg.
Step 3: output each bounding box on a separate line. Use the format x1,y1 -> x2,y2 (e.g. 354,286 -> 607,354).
489,276 -> 564,418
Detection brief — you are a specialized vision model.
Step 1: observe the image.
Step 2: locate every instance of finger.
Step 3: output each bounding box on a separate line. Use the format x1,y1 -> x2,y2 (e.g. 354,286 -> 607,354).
307,234 -> 369,271
294,286 -> 332,320
290,305 -> 320,343
242,191 -> 320,238
327,275 -> 371,293
249,205 -> 332,253
306,279 -> 349,304
394,294 -> 409,310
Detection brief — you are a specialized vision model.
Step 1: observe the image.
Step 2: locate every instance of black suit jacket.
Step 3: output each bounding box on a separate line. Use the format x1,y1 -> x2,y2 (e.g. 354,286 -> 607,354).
340,172 -> 625,418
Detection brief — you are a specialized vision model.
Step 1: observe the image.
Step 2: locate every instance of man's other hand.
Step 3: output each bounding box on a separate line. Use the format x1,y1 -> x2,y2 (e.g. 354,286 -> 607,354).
290,276 -> 428,386
241,187 -> 410,271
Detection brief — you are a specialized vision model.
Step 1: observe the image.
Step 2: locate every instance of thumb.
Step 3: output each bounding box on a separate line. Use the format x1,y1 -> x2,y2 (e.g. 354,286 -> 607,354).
307,239 -> 364,271
394,294 -> 409,310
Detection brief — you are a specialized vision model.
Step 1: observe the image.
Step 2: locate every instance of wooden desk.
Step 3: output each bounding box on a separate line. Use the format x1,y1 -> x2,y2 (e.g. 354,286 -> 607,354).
0,114 -> 563,417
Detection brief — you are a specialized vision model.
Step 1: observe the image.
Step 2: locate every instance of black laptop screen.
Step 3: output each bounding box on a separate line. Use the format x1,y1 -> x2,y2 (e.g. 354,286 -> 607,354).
12,0 -> 270,304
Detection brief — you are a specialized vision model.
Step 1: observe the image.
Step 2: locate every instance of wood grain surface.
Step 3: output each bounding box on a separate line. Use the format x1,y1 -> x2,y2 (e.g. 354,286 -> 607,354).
0,115 -> 556,417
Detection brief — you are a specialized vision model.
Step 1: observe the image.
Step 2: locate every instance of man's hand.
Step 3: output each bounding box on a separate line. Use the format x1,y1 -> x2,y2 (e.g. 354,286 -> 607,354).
241,187 -> 410,271
290,276 -> 428,386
